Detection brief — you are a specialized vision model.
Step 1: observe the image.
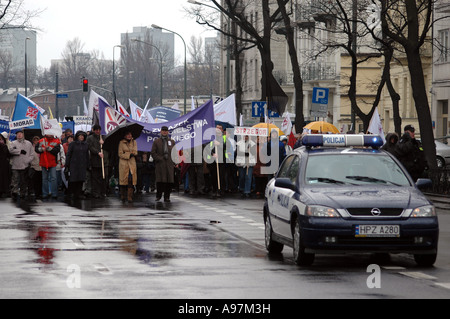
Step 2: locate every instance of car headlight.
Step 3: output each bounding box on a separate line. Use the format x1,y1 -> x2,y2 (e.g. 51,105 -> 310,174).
411,205 -> 436,218
306,205 -> 340,218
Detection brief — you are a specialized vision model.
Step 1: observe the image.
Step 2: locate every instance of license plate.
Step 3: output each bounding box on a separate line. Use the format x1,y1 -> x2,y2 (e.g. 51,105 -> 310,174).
355,225 -> 400,238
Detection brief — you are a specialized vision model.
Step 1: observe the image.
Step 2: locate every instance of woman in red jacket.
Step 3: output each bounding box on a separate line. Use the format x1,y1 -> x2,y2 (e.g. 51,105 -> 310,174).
35,134 -> 61,200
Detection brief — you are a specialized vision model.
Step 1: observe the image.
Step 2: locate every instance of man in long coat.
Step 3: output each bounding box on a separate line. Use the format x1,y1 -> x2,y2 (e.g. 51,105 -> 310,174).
151,126 -> 176,202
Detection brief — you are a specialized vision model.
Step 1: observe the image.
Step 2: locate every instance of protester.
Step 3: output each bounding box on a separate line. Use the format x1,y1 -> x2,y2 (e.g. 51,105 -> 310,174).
141,152 -> 155,193
395,125 -> 427,181
118,130 -> 138,203
381,133 -> 399,156
187,144 -> 205,196
30,136 -> 42,200
56,142 -> 66,194
63,135 -> 74,154
253,136 -> 269,199
280,135 -> 293,156
87,124 -> 106,199
262,129 -> 286,176
9,130 -> 35,200
151,126 -> 176,202
236,135 -> 257,198
65,131 -> 90,200
0,133 -> 11,198
36,133 -> 61,200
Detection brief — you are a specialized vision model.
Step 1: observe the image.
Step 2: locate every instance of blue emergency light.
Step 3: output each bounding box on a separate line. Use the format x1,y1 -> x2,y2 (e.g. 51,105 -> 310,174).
302,134 -> 384,149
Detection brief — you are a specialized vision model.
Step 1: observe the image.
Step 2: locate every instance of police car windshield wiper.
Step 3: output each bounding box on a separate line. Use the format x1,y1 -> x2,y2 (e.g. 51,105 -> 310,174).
345,175 -> 401,186
308,177 -> 347,185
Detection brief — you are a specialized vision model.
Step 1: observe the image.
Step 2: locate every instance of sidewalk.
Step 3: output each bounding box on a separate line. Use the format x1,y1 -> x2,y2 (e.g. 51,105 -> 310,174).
425,193 -> 450,211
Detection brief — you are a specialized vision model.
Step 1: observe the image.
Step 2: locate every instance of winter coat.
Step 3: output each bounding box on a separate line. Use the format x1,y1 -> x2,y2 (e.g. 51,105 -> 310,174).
35,137 -> 61,169
0,143 -> 10,193
395,133 -> 427,181
65,139 -> 89,183
87,133 -> 104,168
9,138 -> 35,170
118,138 -> 138,186
151,136 -> 176,184
381,133 -> 399,156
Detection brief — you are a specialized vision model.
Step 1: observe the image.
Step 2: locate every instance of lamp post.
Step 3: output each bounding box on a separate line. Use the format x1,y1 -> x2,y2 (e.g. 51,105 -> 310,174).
131,38 -> 164,105
151,24 -> 187,114
113,45 -> 125,109
24,37 -> 30,97
187,0 -> 230,97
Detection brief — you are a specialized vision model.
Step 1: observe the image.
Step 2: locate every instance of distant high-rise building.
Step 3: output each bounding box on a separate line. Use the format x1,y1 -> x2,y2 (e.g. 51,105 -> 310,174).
0,26 -> 37,72
121,26 -> 175,69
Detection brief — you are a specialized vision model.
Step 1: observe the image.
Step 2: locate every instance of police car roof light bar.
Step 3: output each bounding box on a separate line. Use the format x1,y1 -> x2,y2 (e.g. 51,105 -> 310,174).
302,134 -> 384,149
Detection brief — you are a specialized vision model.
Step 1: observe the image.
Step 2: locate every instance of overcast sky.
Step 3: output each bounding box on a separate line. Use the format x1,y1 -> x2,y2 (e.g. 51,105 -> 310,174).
24,0 -> 216,68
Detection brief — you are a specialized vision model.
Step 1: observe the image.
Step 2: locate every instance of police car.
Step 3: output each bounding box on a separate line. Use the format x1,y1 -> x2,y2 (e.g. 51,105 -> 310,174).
263,134 -> 439,266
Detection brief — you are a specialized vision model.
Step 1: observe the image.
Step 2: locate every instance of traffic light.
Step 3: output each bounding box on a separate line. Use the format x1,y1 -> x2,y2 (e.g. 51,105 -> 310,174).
82,78 -> 89,92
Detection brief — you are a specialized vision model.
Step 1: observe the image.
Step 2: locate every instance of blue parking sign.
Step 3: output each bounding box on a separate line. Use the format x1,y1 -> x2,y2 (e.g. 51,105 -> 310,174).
312,87 -> 329,105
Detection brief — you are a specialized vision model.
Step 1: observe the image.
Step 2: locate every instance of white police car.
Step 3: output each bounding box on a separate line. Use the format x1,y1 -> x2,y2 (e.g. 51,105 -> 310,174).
264,134 -> 439,266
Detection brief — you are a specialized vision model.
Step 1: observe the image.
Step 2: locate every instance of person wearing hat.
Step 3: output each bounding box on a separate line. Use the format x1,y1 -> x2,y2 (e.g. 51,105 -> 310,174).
151,126 -> 176,202
118,130 -> 138,203
9,130 -> 35,200
395,125 -> 427,181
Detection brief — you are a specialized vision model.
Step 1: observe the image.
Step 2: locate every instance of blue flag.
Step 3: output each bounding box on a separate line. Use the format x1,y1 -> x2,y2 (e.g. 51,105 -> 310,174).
11,94 -> 43,129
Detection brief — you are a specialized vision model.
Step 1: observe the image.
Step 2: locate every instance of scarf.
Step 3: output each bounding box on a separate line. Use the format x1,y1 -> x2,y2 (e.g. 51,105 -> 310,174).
161,135 -> 169,160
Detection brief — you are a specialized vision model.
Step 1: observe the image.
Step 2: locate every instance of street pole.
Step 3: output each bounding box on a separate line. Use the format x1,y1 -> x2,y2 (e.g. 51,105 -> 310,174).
113,45 -> 124,111
131,39 -> 164,105
24,37 -> 30,97
151,24 -> 187,114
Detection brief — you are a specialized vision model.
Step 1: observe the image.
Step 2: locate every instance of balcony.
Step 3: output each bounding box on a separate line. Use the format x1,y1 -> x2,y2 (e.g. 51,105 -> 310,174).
273,62 -> 337,85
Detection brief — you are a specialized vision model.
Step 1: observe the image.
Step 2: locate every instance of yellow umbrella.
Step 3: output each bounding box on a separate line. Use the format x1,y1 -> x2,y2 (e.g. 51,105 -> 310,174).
304,121 -> 340,134
252,123 -> 282,136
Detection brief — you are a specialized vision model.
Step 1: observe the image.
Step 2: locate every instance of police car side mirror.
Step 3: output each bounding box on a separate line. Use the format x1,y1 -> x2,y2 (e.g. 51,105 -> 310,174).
415,178 -> 432,190
275,178 -> 298,193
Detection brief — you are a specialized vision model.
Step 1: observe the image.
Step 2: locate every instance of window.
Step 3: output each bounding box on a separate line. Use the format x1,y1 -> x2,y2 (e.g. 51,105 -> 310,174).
439,29 -> 449,63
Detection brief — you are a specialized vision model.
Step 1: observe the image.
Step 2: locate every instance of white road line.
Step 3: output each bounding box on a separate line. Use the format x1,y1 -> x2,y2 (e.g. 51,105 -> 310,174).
399,272 -> 438,280
435,283 -> 450,290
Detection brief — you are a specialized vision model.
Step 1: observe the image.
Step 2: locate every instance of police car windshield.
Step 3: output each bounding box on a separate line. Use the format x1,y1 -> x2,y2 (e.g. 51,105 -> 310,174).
305,154 -> 411,186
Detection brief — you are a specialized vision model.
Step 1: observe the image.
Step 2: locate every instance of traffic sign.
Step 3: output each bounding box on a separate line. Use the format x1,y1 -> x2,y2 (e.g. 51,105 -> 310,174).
56,94 -> 68,99
252,101 -> 280,118
311,87 -> 329,118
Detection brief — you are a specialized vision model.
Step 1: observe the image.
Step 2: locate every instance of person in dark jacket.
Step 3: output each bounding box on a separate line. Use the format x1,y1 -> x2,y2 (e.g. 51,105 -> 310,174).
87,124 -> 107,198
0,133 -> 10,198
395,125 -> 427,181
381,132 -> 399,156
65,131 -> 89,200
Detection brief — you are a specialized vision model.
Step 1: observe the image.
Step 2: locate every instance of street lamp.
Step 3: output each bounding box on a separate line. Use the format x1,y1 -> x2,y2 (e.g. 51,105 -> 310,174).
113,44 -> 125,110
131,38 -> 164,105
24,37 -> 30,97
151,24 -> 187,114
187,0 -> 230,97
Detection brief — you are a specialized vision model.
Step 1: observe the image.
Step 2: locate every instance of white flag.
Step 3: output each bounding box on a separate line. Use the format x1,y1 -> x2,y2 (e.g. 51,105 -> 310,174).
83,97 -> 88,116
367,107 -> 386,143
214,94 -> 237,126
129,99 -> 143,120
172,102 -> 179,111
239,113 -> 244,126
88,90 -> 109,119
191,96 -> 196,111
116,100 -> 130,117
280,112 -> 293,135
40,117 -> 62,138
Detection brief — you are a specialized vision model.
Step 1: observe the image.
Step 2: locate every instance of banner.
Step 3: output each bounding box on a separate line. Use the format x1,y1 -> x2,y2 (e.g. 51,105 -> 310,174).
98,99 -> 128,135
11,94 -> 44,130
214,93 -> 236,126
148,106 -> 182,123
88,90 -> 109,119
128,100 -> 216,152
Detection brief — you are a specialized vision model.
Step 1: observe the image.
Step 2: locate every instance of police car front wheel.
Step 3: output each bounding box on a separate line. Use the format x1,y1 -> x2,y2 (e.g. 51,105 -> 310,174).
293,218 -> 315,266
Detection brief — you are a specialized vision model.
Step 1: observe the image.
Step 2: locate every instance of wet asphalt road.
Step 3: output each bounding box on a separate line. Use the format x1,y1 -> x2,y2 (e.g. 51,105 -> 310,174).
1,191 -> 450,299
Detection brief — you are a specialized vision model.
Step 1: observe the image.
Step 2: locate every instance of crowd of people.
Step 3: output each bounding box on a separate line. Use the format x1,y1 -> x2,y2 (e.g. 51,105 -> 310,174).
0,122 -> 427,205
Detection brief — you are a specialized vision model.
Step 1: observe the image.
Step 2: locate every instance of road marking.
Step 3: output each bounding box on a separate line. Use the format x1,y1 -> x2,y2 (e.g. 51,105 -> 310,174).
435,283 -> 450,290
382,266 -> 406,270
399,272 -> 437,280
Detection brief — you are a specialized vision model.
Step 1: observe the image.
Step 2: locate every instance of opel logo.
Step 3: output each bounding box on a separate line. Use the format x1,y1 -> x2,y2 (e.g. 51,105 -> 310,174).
371,208 -> 382,216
